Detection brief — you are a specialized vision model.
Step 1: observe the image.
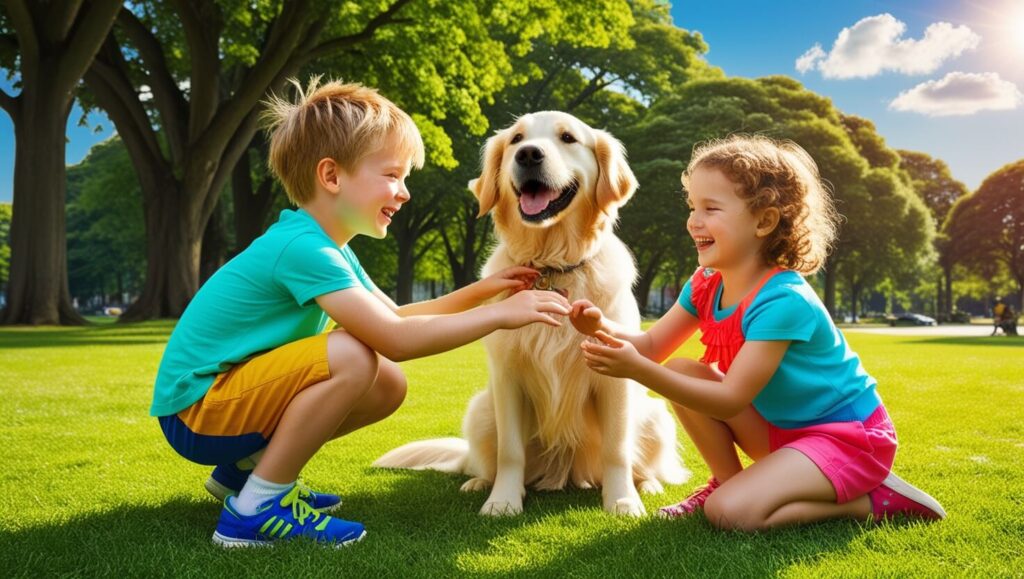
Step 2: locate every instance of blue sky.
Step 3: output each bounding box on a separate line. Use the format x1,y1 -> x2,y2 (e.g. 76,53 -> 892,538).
671,0 -> 1024,189
1,0 -> 1022,202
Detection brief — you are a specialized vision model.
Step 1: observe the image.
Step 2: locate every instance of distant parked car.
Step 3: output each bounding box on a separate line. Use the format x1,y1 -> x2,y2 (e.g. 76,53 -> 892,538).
888,313 -> 936,327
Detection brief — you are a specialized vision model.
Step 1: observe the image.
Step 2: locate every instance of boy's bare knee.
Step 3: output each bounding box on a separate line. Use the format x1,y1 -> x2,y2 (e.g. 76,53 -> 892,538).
327,330 -> 379,388
376,360 -> 408,411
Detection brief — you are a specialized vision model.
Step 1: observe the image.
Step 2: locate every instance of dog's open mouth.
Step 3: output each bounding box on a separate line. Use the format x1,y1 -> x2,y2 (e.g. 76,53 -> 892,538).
514,179 -> 578,222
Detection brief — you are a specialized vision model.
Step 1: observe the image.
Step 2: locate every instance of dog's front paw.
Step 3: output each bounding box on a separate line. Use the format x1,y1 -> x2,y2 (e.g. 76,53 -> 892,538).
480,497 -> 523,516
460,477 -> 493,492
637,479 -> 664,495
606,496 -> 646,517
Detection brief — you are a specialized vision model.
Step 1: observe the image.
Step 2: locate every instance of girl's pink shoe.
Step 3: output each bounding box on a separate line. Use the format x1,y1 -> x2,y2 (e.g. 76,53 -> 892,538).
869,472 -> 946,520
658,477 -> 721,518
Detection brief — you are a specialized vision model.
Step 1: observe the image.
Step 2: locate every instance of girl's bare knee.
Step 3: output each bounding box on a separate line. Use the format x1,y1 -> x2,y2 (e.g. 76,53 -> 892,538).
704,491 -> 763,532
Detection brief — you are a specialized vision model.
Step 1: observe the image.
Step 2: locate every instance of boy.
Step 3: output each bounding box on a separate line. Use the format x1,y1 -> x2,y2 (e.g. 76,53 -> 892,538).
151,79 -> 570,547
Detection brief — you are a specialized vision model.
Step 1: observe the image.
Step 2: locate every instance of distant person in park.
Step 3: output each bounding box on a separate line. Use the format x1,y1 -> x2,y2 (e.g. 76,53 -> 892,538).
992,297 -> 1006,336
569,135 -> 946,531
150,78 -> 570,548
996,302 -> 1018,336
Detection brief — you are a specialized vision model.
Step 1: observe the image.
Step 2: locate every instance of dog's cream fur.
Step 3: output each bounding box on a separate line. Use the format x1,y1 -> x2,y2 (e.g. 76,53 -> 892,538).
374,112 -> 688,516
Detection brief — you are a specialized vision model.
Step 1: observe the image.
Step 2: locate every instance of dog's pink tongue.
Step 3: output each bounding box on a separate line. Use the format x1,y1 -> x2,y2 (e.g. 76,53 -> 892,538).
520,190 -> 558,215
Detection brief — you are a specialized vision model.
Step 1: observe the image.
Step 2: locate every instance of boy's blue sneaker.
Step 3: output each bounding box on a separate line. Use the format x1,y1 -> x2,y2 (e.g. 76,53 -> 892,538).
212,485 -> 365,548
206,463 -> 343,512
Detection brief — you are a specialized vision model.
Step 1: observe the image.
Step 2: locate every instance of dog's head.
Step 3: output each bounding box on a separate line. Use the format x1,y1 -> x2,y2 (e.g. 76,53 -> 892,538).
469,112 -> 637,244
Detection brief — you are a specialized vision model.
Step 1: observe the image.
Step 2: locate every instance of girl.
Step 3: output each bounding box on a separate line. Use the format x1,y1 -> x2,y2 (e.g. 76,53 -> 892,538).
570,135 -> 945,531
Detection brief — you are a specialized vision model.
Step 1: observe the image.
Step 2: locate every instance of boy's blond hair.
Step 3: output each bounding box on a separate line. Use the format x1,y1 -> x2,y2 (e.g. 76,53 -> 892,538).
262,77 -> 425,205
683,135 -> 840,275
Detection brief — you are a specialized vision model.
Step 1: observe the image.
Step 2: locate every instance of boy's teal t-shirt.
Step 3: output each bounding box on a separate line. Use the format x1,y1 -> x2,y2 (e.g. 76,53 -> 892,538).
150,208 -> 375,417
678,270 -> 880,428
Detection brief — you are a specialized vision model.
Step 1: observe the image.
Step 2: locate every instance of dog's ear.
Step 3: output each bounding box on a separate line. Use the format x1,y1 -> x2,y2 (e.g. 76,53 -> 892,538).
469,128 -> 510,218
593,129 -> 638,210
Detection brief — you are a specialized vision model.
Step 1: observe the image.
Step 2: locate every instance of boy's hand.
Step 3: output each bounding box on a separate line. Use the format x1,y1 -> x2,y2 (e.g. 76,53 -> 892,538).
580,330 -> 645,378
492,289 -> 570,329
471,266 -> 540,303
570,299 -> 604,336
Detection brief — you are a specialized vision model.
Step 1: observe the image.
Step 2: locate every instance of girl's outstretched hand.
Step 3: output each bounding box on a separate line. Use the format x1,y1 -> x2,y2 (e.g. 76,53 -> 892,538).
569,299 -> 604,336
473,266 -> 539,302
580,330 -> 646,378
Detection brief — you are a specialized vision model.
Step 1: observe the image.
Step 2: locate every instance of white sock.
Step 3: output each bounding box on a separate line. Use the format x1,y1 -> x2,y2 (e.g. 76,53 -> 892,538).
233,474 -> 294,516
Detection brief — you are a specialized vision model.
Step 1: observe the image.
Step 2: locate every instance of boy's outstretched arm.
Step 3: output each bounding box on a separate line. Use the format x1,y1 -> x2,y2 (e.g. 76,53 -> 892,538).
316,285 -> 569,362
372,267 -> 539,317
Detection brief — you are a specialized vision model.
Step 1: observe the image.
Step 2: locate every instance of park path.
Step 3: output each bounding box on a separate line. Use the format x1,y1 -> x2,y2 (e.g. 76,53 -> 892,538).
843,324 -> 998,337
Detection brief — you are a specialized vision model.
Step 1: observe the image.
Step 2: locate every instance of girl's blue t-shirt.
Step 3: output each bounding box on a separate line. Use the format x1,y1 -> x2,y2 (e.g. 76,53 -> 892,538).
678,270 -> 880,428
150,208 -> 375,417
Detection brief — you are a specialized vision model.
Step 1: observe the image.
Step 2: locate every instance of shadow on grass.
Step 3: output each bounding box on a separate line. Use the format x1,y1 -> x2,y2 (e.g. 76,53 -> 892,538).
0,471 -> 896,577
908,336 -> 1024,348
0,322 -> 173,350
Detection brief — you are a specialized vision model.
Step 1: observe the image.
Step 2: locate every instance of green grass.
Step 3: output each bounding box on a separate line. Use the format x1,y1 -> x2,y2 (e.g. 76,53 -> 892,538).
1,320 -> 1022,577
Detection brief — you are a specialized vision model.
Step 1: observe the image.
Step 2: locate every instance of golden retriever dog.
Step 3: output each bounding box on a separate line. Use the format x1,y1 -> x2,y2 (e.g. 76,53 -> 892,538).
374,111 -> 688,516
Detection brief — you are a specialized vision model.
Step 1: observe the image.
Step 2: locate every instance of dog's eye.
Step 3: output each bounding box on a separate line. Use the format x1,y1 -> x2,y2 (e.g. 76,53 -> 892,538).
560,132 -> 576,144
510,133 -> 523,144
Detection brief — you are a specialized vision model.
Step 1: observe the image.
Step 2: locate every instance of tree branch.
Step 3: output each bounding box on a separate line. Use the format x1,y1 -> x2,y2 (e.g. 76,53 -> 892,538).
205,110 -> 259,220
565,69 -> 618,112
5,0 -> 39,68
300,0 -> 413,65
193,0 -> 312,162
54,0 -> 121,93
0,88 -> 17,116
84,66 -> 170,206
0,33 -> 18,55
115,8 -> 188,165
87,37 -> 164,171
43,0 -> 84,43
171,0 -> 224,141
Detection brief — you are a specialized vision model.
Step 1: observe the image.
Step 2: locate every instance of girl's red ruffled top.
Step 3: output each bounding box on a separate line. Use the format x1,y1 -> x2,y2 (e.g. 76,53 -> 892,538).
689,267 -> 782,373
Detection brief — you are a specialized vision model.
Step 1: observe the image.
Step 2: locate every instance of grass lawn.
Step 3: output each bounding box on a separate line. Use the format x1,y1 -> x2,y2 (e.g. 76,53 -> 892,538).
1,320 -> 1021,577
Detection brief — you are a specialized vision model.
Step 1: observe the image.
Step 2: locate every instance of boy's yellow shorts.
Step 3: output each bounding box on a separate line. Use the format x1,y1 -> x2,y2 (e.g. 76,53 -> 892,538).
159,333 -> 331,465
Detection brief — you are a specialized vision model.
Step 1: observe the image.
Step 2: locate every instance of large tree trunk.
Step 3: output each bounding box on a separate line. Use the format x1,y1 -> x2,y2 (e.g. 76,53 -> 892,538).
2,80 -> 85,325
440,204 -> 491,290
1,0 -> 121,325
122,192 -> 203,321
396,242 -> 415,305
849,278 -> 861,323
200,202 -> 229,284
633,250 -> 663,315
232,140 -> 277,254
943,265 -> 953,316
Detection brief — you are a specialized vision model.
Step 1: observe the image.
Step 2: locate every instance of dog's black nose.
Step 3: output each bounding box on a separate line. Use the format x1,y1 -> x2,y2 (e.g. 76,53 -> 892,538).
515,146 -> 545,167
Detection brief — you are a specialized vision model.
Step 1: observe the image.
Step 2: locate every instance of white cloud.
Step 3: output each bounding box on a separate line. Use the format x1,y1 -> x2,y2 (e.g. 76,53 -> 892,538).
796,13 -> 980,79
889,72 -> 1023,116
795,45 -> 825,74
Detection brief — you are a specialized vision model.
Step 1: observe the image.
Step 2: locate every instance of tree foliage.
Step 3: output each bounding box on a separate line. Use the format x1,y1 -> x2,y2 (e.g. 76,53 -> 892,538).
0,203 -> 10,288
945,159 -> 1024,309
65,138 -> 145,306
897,149 -> 969,317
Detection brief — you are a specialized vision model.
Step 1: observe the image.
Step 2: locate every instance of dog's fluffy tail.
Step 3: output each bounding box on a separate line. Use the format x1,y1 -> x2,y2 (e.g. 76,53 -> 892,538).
372,438 -> 468,473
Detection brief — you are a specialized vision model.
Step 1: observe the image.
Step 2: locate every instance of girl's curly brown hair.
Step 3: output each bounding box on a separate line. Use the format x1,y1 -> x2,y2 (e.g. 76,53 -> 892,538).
682,135 -> 840,275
